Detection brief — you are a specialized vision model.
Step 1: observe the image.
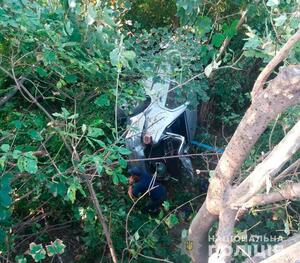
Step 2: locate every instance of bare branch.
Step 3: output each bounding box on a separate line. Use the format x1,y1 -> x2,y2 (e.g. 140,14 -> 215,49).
86,179 -> 118,263
273,158 -> 300,184
245,182 -> 300,207
0,87 -> 18,107
215,9 -> 248,63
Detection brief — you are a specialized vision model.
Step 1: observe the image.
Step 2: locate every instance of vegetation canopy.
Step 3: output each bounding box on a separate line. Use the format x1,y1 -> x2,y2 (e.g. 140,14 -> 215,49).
0,0 -> 299,262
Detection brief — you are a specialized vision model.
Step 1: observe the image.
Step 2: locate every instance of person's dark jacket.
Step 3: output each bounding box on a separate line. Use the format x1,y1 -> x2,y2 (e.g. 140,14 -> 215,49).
129,167 -> 166,200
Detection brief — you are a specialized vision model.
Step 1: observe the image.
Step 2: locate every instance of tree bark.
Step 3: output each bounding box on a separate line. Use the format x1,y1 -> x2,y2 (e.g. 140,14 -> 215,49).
245,182 -> 300,207
229,120 -> 300,207
259,241 -> 300,263
243,234 -> 300,263
188,201 -> 218,263
252,28 -> 300,97
206,65 -> 300,216
209,208 -> 237,263
189,40 -> 300,263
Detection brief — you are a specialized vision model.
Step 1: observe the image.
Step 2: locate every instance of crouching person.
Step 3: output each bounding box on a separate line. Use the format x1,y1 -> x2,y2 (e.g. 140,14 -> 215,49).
128,166 -> 166,214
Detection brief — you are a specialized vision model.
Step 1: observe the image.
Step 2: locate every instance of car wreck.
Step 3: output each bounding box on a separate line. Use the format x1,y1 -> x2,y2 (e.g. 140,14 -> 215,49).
125,69 -> 197,180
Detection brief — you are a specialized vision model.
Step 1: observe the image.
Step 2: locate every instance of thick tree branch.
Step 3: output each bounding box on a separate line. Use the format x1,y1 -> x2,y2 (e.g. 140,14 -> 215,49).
190,30 -> 300,263
243,234 -> 300,263
259,241 -> 300,263
206,65 -> 300,215
229,120 -> 300,207
252,28 -> 300,97
209,208 -> 237,263
188,201 -> 218,263
273,158 -> 300,184
245,182 -> 300,207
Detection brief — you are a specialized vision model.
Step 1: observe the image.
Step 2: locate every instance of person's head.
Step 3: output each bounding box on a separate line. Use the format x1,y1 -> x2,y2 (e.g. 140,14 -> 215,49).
128,166 -> 143,177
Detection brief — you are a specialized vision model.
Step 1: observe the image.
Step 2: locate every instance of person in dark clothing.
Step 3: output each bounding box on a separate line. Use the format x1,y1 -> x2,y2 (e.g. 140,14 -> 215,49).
128,166 -> 166,213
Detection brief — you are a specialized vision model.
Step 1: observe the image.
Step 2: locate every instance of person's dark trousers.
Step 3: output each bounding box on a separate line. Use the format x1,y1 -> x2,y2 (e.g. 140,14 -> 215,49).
144,194 -> 166,214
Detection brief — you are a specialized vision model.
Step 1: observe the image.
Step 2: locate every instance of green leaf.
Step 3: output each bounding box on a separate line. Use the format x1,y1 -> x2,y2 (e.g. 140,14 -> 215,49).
0,206 -> 11,221
47,181 -> 67,197
165,214 -> 179,228
0,228 -> 6,244
36,67 -> 48,78
12,150 -> 22,159
181,229 -> 188,239
86,4 -> 97,25
212,33 -> 225,47
223,20 -> 239,38
62,108 -> 70,118
86,137 -> 95,149
82,124 -> 87,133
110,48 -> 119,67
66,179 -> 85,203
0,144 -> 10,153
118,147 -> 131,155
29,243 -> 46,262
266,0 -> 279,7
196,16 -> 212,37
65,74 -> 77,84
67,113 -> 79,120
118,174 -> 128,184
91,138 -> 106,148
52,112 -> 64,118
284,220 -> 290,235
15,255 -> 27,263
134,231 -> 140,241
43,50 -> 57,65
123,51 -> 136,60
162,201 -> 170,211
112,173 -> 119,185
118,157 -> 127,168
88,127 -> 105,138
0,190 -> 12,207
94,94 -> 110,107
243,35 -> 261,50
274,14 -> 287,27
1,173 -> 13,189
27,130 -> 43,141
17,152 -> 38,174
93,156 -> 103,174
46,239 -> 66,256
67,184 -> 77,204
0,156 -> 7,169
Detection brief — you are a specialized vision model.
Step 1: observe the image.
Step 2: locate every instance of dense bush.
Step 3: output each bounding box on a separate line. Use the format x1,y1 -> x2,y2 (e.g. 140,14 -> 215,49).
0,0 -> 299,262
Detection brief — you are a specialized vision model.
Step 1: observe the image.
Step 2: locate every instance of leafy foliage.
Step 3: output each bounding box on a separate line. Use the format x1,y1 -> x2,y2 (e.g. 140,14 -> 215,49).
0,0 -> 299,262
